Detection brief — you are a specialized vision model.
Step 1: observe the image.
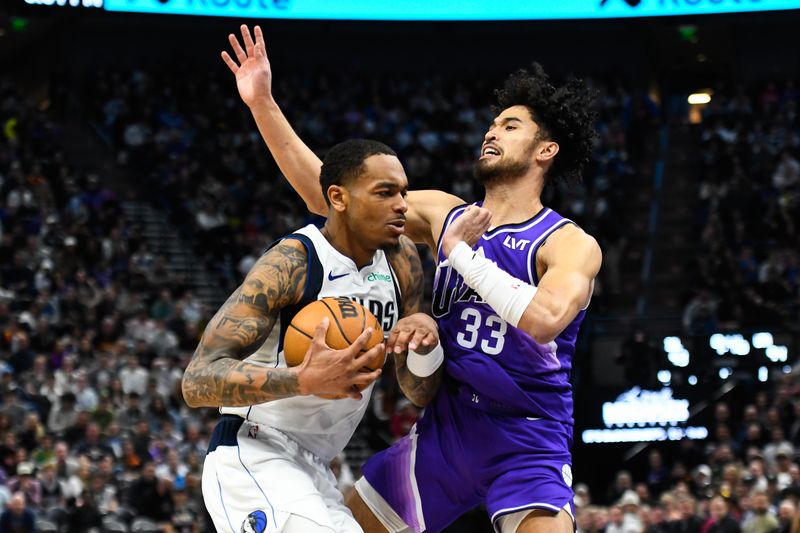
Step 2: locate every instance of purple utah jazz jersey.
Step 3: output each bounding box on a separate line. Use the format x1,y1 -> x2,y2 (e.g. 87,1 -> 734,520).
432,204 -> 586,424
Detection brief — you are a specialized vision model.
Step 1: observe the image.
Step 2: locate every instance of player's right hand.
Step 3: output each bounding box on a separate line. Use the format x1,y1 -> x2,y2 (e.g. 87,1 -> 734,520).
221,25 -> 274,109
296,318 -> 384,400
440,205 -> 493,257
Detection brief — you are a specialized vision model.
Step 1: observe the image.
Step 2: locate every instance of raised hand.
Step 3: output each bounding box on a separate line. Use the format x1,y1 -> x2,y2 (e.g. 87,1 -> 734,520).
440,205 -> 493,257
221,24 -> 273,109
296,318 -> 384,401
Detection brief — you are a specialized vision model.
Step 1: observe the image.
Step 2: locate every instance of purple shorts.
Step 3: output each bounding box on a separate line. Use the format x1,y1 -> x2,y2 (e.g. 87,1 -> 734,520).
362,384 -> 575,533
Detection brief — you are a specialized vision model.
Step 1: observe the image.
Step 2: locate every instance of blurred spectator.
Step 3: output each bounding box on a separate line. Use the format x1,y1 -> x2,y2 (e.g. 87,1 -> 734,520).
616,327 -> 660,388
741,490 -> 779,533
0,492 -> 36,533
119,356 -> 148,396
6,462 -> 41,510
128,462 -> 174,524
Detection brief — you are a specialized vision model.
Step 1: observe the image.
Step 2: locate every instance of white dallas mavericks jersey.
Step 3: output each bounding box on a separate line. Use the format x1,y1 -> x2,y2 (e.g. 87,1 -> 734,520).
220,224 -> 401,462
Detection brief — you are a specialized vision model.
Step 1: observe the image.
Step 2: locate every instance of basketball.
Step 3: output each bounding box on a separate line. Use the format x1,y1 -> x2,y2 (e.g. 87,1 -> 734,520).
283,297 -> 386,386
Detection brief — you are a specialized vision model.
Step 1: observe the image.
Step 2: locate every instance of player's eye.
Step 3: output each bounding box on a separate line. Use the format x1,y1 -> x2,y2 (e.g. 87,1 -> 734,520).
505,125 -> 516,131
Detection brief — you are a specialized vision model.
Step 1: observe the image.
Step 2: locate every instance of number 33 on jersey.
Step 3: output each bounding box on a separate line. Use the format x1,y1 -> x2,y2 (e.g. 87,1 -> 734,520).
431,205 -> 587,423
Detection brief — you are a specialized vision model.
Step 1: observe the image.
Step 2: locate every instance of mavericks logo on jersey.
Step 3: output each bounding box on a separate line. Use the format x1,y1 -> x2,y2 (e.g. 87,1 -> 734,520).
241,510 -> 267,533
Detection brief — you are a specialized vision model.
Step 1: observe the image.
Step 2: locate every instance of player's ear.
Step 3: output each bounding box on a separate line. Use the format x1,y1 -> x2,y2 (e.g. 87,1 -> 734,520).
536,141 -> 559,163
328,185 -> 348,213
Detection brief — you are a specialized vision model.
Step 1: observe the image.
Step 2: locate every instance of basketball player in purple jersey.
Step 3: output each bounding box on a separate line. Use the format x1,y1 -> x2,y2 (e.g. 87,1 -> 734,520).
223,25 -> 601,533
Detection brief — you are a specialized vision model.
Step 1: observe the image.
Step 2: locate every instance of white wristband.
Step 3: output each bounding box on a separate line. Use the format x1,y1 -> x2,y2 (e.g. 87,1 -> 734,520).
447,241 -> 538,327
406,343 -> 444,377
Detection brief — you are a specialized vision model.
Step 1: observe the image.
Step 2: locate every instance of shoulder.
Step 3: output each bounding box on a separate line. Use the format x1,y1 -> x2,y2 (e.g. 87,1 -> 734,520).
251,236 -> 308,266
539,224 -> 602,270
246,237 -> 310,307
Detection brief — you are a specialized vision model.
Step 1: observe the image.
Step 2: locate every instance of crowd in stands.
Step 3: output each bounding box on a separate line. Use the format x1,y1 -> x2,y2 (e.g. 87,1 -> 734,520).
0,78 -> 214,532
683,81 -> 800,336
86,66 -> 655,314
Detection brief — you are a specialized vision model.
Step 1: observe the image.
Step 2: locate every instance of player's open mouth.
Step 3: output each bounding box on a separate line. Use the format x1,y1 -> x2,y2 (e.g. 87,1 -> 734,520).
480,144 -> 501,160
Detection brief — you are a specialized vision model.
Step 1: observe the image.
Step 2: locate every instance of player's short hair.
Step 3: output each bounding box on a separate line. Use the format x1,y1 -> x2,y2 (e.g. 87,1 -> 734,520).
494,63 -> 598,185
320,139 -> 397,206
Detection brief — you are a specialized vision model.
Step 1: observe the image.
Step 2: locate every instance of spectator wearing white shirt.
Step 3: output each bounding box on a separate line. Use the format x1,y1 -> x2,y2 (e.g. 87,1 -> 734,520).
119,355 -> 148,396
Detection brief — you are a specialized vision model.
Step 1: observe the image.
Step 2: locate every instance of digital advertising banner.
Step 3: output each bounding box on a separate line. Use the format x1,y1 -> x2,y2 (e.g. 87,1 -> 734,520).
21,0 -> 800,20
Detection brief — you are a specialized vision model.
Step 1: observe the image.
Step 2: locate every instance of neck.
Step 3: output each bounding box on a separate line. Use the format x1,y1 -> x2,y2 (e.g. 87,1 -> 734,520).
321,217 -> 375,268
481,173 -> 545,225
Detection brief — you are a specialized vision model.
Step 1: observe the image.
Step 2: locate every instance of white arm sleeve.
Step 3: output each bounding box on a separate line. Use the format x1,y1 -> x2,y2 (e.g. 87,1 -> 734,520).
447,241 -> 538,327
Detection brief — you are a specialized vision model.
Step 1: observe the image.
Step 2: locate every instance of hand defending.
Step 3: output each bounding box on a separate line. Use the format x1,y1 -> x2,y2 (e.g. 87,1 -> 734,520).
221,25 -> 274,109
440,205 -> 492,257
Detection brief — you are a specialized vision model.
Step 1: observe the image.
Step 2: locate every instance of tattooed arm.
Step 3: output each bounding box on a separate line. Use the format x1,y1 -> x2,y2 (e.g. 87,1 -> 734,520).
386,236 -> 443,407
182,239 -> 383,408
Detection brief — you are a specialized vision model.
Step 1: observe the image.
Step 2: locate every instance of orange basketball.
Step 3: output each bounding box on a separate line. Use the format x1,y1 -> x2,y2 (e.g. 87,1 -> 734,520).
283,297 -> 385,393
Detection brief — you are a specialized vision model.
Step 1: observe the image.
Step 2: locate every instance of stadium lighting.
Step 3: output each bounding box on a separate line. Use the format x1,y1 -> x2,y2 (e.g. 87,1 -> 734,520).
766,345 -> 789,363
758,367 -> 768,382
688,93 -> 711,105
657,370 -> 672,384
719,368 -> 731,380
664,336 -> 690,368
752,332 -> 773,349
688,375 -> 698,386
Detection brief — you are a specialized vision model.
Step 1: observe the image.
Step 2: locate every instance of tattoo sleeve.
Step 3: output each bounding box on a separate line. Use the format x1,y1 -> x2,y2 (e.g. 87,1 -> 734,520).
181,242 -> 308,408
388,236 -> 443,407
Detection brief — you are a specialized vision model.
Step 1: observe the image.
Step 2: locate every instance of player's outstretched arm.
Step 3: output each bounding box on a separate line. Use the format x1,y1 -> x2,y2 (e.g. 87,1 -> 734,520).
222,25 -> 464,248
222,24 -> 326,215
441,206 -> 601,345
386,236 -> 443,406
181,239 -> 383,407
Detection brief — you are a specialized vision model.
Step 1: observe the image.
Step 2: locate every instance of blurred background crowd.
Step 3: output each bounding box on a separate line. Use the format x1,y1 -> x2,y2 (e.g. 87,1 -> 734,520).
0,7 -> 799,533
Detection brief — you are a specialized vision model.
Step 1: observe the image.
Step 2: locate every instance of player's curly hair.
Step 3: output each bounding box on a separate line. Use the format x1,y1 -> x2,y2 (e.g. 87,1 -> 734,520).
494,63 -> 597,185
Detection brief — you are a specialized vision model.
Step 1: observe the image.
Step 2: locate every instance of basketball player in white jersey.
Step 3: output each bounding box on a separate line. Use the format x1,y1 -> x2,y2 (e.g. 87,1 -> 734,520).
181,139 -> 442,533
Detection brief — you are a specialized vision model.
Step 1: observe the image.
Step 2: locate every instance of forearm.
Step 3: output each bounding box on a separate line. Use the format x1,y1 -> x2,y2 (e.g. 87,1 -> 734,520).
447,241 -> 570,344
394,352 -> 443,407
249,98 -> 327,215
182,356 -> 300,408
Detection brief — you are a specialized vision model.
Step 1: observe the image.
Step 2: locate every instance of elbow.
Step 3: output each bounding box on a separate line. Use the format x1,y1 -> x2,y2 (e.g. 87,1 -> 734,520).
529,328 -> 558,346
520,312 -> 562,345
307,199 -> 328,217
181,378 -> 198,408
181,370 -> 204,409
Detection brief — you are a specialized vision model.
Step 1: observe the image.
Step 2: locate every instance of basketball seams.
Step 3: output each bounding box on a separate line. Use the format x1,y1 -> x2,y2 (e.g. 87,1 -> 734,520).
286,323 -> 313,340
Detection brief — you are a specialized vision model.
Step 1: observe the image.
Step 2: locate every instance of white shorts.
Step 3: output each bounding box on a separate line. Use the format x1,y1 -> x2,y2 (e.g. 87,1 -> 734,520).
202,415 -> 362,533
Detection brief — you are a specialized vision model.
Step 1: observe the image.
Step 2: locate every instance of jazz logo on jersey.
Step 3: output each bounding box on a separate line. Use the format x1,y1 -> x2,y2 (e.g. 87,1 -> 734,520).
432,251 -> 488,317
248,424 -> 259,439
502,235 -> 530,251
241,510 -> 267,533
